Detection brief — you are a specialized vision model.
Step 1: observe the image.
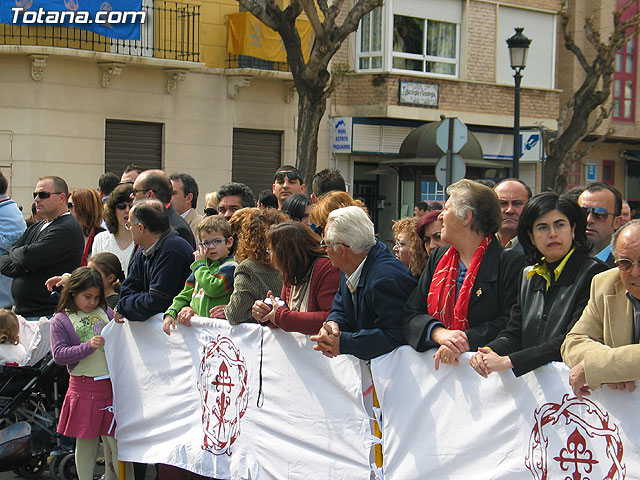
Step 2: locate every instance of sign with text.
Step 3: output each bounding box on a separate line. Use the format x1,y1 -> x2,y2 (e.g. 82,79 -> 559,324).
586,163 -> 597,182
399,81 -> 438,107
330,117 -> 352,153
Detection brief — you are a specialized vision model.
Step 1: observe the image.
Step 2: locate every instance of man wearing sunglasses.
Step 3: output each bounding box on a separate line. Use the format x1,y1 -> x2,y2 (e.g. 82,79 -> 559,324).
0,176 -> 84,320
562,220 -> 640,400
272,165 -> 306,208
578,182 -> 624,268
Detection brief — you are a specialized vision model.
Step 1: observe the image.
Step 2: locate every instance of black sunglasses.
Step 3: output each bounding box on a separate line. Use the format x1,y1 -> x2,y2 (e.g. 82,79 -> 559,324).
582,206 -> 615,222
274,171 -> 301,182
116,202 -> 132,210
130,188 -> 155,197
33,191 -> 63,199
204,207 -> 217,216
67,202 -> 74,209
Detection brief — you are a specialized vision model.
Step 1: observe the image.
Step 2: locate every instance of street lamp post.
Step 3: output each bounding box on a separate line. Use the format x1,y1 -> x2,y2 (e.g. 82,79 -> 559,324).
506,27 -> 532,179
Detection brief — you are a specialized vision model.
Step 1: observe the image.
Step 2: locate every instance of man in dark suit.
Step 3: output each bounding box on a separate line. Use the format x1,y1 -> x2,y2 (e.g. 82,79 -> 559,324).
130,169 -> 195,249
0,176 -> 83,319
311,206 -> 417,360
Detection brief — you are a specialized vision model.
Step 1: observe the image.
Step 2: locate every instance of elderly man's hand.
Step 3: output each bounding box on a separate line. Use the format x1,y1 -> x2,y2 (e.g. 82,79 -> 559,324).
605,381 -> 636,393
311,321 -> 341,358
569,361 -> 591,400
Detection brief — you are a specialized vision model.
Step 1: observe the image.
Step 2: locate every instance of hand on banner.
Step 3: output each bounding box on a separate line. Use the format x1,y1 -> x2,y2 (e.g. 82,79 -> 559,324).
90,335 -> 105,349
162,315 -> 176,335
311,321 -> 341,358
433,345 -> 460,370
177,307 -> 195,326
471,347 -> 513,377
605,381 -> 636,393
209,305 -> 227,319
252,292 -> 275,324
113,310 -> 125,324
431,327 -> 469,354
569,360 -> 591,399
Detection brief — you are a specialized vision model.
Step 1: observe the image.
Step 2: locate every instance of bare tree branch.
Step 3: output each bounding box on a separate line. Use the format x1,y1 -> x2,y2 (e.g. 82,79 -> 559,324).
336,0 -> 383,43
560,8 -> 590,72
299,0 -> 326,40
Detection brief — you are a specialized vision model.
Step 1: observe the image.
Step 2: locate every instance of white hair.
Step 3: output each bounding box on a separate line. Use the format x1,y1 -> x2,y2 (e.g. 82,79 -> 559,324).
325,206 -> 376,254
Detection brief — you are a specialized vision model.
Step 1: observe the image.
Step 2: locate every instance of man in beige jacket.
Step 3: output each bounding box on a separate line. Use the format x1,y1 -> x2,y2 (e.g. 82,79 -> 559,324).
170,172 -> 204,239
562,219 -> 640,399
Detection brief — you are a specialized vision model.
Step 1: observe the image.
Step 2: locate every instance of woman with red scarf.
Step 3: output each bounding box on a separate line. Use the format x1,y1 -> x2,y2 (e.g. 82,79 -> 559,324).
403,179 -> 524,368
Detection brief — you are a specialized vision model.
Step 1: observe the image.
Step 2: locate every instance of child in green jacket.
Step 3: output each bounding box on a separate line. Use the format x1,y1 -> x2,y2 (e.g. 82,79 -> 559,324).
163,216 -> 237,335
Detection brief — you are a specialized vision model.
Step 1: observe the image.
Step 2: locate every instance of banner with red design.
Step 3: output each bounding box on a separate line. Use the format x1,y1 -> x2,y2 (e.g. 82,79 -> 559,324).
371,346 -> 640,479
102,315 -> 372,479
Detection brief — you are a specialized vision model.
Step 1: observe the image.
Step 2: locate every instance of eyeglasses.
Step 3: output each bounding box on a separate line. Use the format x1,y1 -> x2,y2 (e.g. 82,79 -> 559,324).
274,171 -> 302,182
199,238 -> 227,248
320,239 -> 350,249
116,202 -> 131,211
615,258 -> 640,272
124,222 -> 140,231
67,202 -> 74,209
203,207 -> 217,216
33,191 -> 63,199
130,188 -> 155,197
582,206 -> 615,222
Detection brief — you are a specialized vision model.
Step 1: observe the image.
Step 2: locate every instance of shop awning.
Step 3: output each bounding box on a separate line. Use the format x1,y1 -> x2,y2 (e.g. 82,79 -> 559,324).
380,119 -> 501,168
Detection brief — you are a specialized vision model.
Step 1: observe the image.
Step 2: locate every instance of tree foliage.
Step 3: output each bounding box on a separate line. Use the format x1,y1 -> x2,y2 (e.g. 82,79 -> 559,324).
545,0 -> 640,193
237,0 -> 382,186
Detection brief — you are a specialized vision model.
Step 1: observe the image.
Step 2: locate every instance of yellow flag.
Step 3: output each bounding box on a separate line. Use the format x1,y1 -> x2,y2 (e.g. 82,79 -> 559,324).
227,12 -> 313,63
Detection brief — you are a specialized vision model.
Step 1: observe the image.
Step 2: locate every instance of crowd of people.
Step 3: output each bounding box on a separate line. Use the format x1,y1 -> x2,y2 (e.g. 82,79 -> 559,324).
0,164 -> 639,479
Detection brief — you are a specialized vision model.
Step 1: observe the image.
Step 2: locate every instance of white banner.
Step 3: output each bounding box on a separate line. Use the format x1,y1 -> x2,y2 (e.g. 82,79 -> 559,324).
372,346 -> 640,479
102,315 -> 372,479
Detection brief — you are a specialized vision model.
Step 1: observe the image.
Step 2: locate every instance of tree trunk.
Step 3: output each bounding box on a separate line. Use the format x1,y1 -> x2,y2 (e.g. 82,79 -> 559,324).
296,86 -> 328,188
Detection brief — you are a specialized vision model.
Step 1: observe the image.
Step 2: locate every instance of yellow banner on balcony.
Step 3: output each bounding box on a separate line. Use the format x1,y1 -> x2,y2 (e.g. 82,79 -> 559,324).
227,11 -> 313,63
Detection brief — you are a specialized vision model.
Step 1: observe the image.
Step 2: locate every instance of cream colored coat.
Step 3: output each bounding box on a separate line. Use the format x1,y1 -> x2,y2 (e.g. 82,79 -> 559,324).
184,208 -> 204,240
561,268 -> 640,389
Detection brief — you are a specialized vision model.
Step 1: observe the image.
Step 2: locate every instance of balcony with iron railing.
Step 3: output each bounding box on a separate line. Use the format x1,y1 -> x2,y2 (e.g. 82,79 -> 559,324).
0,0 -> 199,62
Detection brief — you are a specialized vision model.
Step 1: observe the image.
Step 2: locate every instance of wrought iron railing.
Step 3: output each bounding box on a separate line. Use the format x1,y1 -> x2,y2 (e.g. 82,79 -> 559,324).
0,0 -> 199,62
227,53 -> 289,72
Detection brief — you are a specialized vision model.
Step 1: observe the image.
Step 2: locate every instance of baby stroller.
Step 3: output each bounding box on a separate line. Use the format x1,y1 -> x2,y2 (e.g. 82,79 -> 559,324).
0,316 -> 74,478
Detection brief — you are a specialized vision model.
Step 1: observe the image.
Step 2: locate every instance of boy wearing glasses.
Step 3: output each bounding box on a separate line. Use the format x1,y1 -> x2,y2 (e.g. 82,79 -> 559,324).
272,165 -> 306,208
578,182 -> 624,267
163,216 -> 237,334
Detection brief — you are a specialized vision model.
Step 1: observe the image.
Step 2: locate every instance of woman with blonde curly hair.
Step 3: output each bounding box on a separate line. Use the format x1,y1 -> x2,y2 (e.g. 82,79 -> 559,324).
209,207 -> 288,323
68,188 -> 105,266
310,191 -> 367,235
392,217 -> 428,277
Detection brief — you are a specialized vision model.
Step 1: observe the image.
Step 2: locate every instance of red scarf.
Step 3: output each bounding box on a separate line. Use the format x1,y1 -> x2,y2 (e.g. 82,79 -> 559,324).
427,235 -> 492,331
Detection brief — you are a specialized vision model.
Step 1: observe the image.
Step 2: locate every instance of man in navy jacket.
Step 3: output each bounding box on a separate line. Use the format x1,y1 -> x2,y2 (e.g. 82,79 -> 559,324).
115,199 -> 193,322
311,206 -> 417,360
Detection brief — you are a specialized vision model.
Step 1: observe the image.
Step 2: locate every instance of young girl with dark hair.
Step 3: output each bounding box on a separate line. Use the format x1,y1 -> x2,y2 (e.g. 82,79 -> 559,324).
50,266 -> 132,480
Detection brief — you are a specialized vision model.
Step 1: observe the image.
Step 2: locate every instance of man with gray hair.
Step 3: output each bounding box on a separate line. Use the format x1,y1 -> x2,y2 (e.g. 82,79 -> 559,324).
562,219 -> 640,399
311,206 -> 417,360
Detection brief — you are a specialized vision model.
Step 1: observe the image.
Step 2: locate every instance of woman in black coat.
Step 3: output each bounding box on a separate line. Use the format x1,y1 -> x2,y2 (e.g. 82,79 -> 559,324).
402,179 -> 524,368
470,192 -> 608,378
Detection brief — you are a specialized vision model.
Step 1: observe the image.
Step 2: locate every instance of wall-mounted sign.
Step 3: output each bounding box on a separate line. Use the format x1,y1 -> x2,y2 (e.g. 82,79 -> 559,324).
519,130 -> 543,163
399,81 -> 439,107
330,117 -> 352,153
586,163 -> 597,182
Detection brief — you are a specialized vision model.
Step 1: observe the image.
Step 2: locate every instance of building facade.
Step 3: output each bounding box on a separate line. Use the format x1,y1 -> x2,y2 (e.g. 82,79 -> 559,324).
0,0 -> 329,212
327,0 -> 562,240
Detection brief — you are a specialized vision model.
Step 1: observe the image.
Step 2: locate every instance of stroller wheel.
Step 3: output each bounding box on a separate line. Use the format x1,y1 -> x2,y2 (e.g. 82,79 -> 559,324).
17,453 -> 48,478
49,453 -> 66,480
58,453 -> 77,480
